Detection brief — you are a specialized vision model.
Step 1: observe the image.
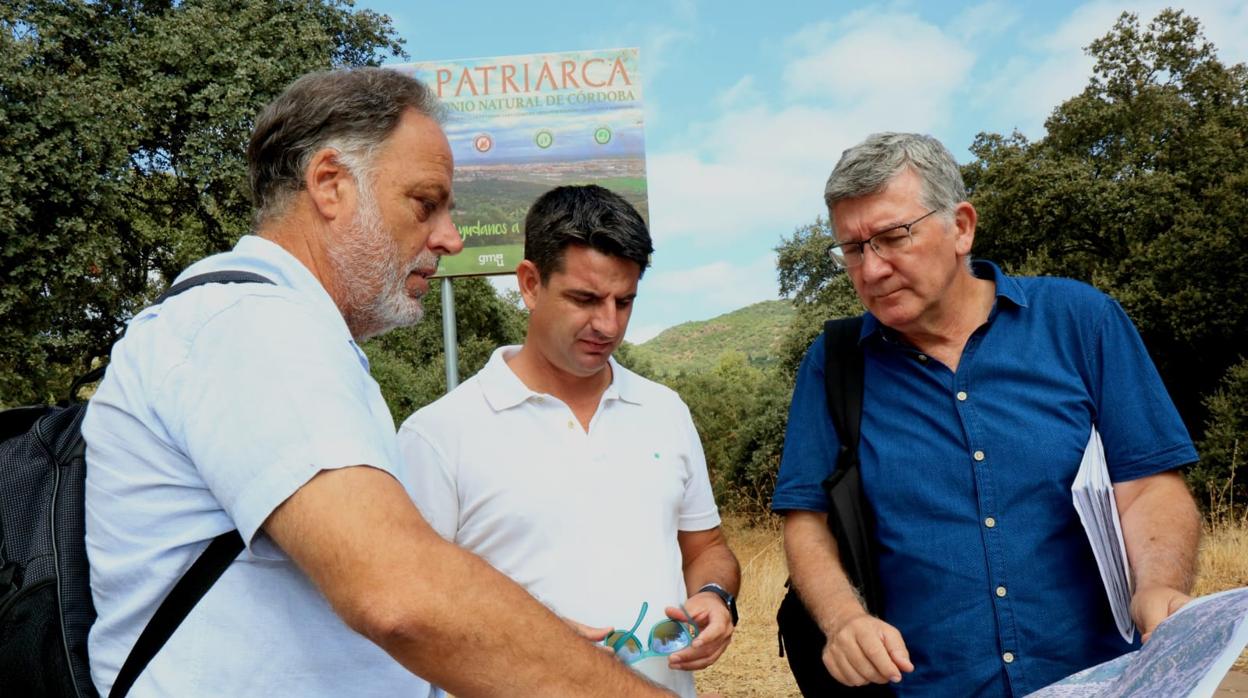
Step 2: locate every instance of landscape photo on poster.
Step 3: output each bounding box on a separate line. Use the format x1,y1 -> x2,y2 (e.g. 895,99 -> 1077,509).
392,48 -> 647,277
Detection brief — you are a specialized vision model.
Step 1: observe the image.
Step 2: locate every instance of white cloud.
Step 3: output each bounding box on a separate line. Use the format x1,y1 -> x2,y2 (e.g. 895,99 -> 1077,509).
976,0 -> 1248,140
1065,0 -> 1248,62
646,9 -> 976,247
781,13 -> 975,104
638,253 -> 779,324
952,1 -> 1023,41
714,75 -> 761,111
975,51 -> 1094,139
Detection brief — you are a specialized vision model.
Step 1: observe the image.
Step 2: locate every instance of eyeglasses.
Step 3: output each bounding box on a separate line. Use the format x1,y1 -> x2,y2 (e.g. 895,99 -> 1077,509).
602,601 -> 699,665
827,209 -> 940,269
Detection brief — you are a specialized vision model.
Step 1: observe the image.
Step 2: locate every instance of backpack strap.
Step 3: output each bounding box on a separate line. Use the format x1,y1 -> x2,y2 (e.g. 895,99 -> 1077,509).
818,316 -> 883,617
108,270 -> 269,698
157,270 -> 276,303
109,532 -> 244,698
821,317 -> 865,454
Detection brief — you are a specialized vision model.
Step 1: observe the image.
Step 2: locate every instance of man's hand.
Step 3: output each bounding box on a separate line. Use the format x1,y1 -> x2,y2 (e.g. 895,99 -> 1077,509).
822,609 -> 913,686
1131,585 -> 1191,642
666,592 -> 734,671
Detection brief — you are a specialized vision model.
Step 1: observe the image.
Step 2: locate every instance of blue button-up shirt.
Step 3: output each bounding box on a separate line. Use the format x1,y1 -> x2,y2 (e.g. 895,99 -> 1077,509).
772,261 -> 1197,696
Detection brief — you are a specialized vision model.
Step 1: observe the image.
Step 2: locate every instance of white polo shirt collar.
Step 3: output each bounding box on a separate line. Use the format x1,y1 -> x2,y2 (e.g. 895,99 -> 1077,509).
477,346 -> 644,412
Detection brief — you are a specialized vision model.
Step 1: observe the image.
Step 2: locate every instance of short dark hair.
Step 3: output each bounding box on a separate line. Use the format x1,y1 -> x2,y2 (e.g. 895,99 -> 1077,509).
247,67 -> 443,225
523,185 -> 653,282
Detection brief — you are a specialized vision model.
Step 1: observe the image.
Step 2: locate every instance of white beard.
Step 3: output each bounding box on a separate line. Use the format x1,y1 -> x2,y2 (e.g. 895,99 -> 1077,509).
328,181 -> 436,340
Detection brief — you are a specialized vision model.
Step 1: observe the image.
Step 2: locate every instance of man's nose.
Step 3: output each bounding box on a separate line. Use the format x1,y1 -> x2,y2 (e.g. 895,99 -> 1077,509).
858,243 -> 891,280
591,302 -> 619,338
430,212 -> 463,256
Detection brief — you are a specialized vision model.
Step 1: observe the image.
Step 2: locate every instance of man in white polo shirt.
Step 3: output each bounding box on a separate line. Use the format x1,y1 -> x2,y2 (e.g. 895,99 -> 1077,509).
398,185 -> 741,698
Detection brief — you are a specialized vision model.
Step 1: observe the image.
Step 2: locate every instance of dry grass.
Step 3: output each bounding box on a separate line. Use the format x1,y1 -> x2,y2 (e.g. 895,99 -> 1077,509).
1195,511 -> 1248,672
695,514 -> 800,697
696,511 -> 1248,696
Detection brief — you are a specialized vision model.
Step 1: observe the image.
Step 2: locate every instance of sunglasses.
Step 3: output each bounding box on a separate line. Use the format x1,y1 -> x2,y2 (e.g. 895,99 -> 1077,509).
602,601 -> 699,665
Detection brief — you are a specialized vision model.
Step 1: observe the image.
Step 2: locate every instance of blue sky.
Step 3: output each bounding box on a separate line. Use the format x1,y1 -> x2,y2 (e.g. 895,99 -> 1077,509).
360,0 -> 1248,343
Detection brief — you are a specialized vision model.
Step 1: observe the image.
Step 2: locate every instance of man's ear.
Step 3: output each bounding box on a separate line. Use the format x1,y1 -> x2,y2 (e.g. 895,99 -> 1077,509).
304,148 -> 353,222
952,201 -> 978,257
515,260 -> 542,311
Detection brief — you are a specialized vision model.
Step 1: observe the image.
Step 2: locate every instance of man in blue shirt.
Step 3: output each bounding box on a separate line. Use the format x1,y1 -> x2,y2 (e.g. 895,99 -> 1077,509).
773,132 -> 1201,696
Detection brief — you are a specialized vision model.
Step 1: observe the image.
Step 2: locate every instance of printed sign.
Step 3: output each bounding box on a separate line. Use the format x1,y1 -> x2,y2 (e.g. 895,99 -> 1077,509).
392,48 -> 648,277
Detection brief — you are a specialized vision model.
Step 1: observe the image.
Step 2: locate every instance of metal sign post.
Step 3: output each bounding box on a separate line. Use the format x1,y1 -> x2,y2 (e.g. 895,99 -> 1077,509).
441,277 -> 459,390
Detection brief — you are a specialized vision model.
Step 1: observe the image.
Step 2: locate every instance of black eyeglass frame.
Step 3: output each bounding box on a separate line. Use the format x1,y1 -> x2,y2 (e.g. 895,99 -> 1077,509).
826,209 -> 940,269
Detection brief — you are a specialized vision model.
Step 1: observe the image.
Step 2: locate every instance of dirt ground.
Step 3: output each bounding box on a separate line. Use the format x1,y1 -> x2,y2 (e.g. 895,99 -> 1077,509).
694,515 -> 1248,697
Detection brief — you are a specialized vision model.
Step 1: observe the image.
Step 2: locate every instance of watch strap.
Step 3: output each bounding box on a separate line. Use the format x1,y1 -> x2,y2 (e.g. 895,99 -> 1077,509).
697,583 -> 738,625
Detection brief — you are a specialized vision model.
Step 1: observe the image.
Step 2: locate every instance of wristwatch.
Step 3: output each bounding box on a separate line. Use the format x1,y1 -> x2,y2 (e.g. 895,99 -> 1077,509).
697,583 -> 739,625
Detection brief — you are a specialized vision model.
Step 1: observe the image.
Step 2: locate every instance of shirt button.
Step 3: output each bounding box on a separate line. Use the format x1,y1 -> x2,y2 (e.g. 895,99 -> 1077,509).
984,517 -> 997,528
996,586 -> 1007,598
1003,652 -> 1015,664
567,420 -> 575,429
917,354 -> 928,362
974,450 -> 986,461
956,391 -> 968,401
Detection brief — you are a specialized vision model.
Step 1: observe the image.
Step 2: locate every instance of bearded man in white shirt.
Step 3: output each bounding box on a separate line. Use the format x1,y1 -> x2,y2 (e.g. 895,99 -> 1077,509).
83,69 -> 676,698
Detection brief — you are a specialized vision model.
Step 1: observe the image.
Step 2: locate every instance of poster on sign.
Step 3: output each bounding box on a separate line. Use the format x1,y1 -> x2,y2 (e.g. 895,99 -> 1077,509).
392,48 -> 648,278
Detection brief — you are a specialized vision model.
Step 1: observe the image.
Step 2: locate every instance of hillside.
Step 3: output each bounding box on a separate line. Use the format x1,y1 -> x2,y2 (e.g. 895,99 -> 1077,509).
631,300 -> 795,375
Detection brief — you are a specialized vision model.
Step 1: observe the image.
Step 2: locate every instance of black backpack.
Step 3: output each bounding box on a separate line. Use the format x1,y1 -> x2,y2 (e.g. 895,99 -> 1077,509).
0,271 -> 271,697
776,316 -> 890,696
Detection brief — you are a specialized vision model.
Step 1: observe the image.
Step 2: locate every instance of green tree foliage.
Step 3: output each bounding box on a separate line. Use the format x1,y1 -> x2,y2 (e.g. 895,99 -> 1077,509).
663,352 -> 791,512
775,216 -> 863,376
364,278 -> 528,425
1191,358 -> 1248,512
1,0 -> 403,403
627,300 -> 796,376
964,9 -> 1248,432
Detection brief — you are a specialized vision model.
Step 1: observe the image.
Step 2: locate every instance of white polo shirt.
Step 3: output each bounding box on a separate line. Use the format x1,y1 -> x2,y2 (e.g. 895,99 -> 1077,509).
83,235 -> 436,697
397,346 -> 721,697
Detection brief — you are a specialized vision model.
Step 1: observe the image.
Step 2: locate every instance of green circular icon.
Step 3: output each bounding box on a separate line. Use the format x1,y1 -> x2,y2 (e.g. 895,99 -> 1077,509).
535,130 -> 554,149
594,126 -> 612,145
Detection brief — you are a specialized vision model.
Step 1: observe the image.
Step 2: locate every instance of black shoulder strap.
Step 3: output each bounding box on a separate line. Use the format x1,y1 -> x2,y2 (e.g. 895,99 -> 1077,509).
108,270 -> 267,698
157,270 -> 275,303
821,316 -> 865,454
109,532 -> 244,697
819,315 -> 883,616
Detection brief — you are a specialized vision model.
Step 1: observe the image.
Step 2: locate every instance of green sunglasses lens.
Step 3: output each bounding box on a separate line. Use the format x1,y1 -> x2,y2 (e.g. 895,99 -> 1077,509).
606,631 -> 645,663
649,619 -> 692,654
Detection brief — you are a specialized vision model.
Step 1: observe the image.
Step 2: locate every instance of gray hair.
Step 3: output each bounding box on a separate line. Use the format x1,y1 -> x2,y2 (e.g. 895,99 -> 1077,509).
824,132 -> 966,229
247,67 -> 444,226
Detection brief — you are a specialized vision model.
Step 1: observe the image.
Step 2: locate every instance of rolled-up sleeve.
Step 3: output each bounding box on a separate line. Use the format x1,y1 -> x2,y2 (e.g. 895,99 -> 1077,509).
772,334 -> 840,513
162,296 -> 398,551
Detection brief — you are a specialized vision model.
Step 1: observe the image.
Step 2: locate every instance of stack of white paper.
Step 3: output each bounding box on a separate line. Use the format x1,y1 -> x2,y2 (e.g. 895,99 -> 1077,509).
1071,426 -> 1135,644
